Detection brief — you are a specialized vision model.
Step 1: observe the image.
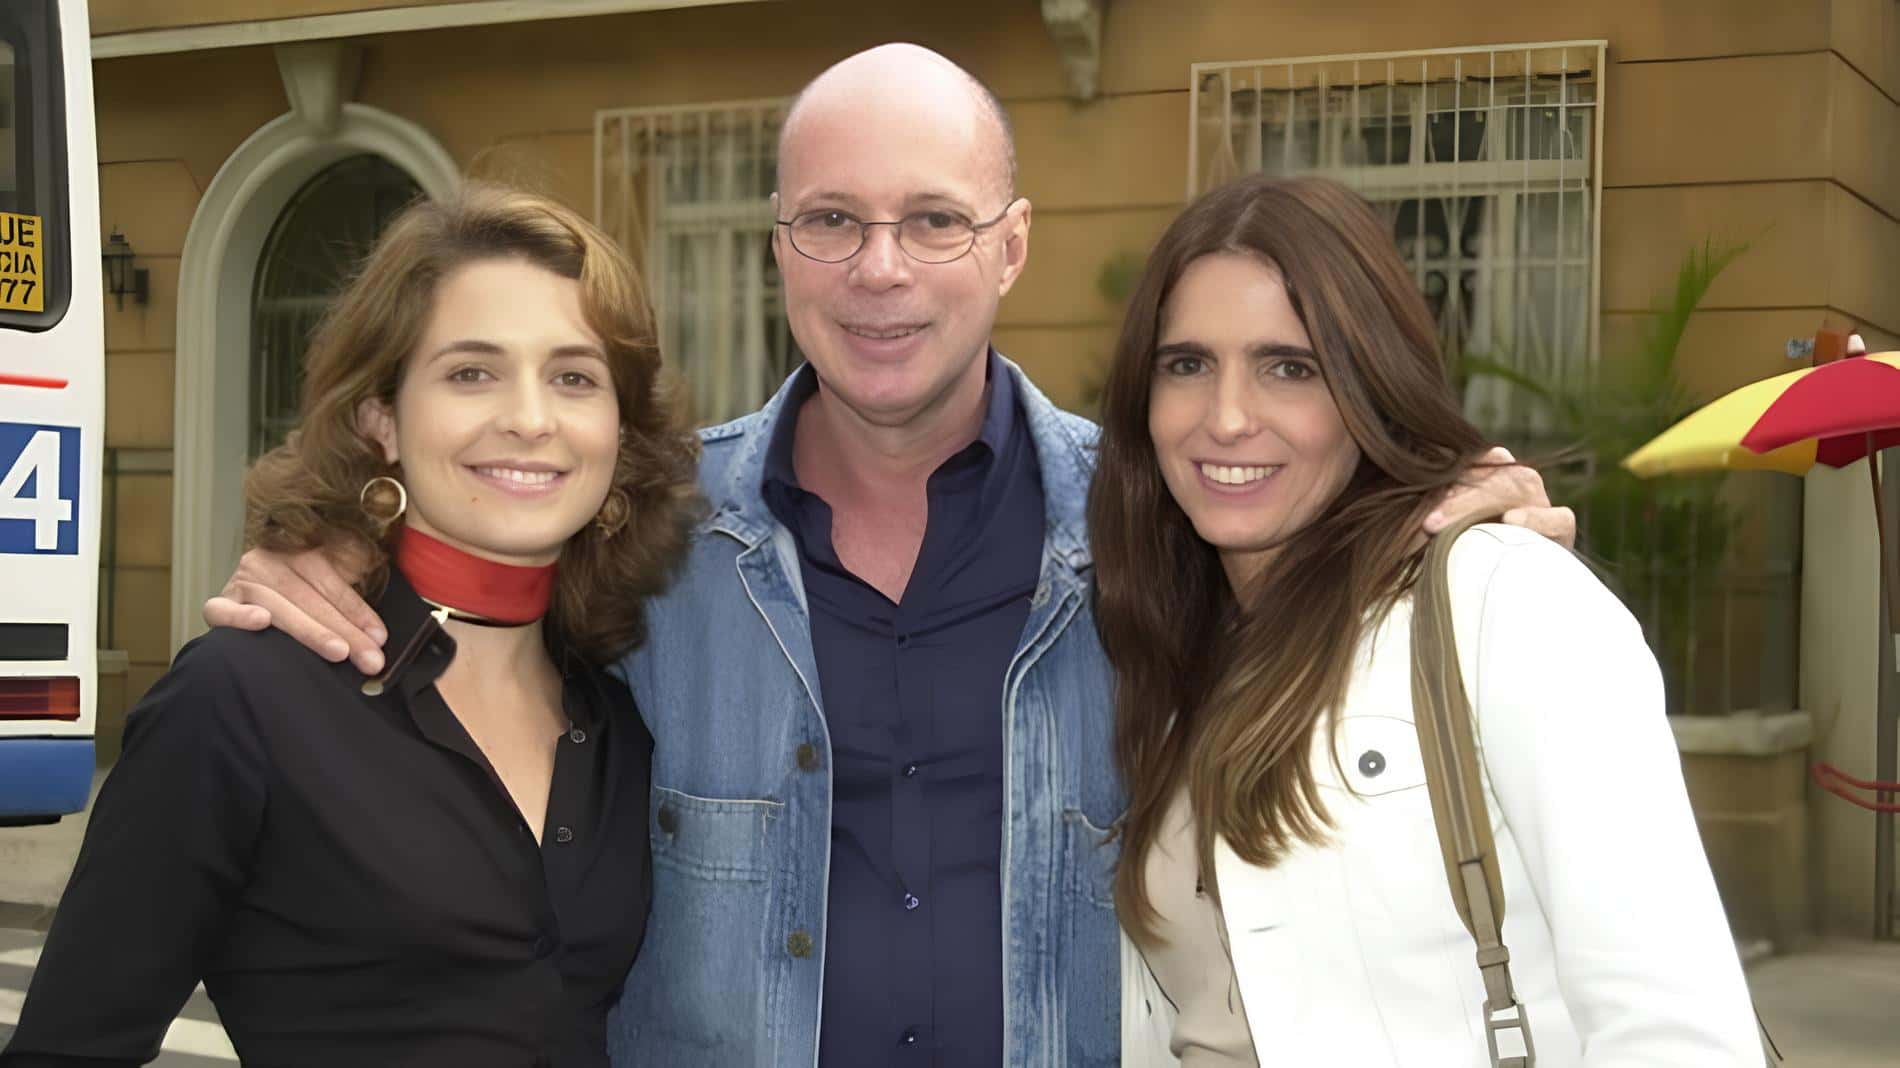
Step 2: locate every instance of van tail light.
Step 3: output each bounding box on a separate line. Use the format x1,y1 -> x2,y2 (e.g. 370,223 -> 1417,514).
0,677 -> 81,720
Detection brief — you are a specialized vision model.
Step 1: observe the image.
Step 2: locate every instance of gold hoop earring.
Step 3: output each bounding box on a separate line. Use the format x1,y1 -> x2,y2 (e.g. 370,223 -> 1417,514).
360,475 -> 407,534
594,488 -> 631,538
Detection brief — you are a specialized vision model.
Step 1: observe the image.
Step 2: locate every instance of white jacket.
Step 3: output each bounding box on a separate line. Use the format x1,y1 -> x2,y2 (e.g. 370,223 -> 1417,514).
1122,525 -> 1761,1066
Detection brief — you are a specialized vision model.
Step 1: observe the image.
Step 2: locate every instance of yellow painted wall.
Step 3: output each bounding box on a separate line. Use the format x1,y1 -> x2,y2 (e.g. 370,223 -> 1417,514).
1831,0 -> 1900,100
89,0 -> 1888,727
1099,0 -> 1834,95
93,0 -> 1889,419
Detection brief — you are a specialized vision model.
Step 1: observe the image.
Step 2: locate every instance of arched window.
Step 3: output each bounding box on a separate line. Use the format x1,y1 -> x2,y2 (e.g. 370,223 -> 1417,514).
249,154 -> 420,458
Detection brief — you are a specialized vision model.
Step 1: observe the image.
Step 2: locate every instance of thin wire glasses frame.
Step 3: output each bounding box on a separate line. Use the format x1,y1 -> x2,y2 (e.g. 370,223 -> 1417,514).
774,197 -> 1025,264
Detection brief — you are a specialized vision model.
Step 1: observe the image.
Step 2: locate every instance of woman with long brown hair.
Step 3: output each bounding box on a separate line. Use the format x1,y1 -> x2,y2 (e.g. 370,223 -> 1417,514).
3,183 -> 700,1067
1091,175 -> 1758,1065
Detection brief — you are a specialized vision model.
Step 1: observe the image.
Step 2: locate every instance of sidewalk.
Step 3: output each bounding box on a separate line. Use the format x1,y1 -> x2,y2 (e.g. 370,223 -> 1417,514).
1751,936 -> 1900,1067
0,770 -> 100,912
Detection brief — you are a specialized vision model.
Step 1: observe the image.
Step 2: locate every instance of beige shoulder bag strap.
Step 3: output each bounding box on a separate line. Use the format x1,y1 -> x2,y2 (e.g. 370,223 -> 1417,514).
1409,516 -> 1782,1067
1408,512 -> 1533,1068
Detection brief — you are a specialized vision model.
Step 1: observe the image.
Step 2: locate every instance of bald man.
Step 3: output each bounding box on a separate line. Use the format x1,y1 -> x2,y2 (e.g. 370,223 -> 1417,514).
206,44 -> 1570,1067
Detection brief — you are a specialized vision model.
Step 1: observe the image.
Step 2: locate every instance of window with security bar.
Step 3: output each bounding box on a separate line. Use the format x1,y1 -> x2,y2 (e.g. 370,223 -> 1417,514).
596,100 -> 799,427
250,154 -> 421,460
1189,43 -> 1605,437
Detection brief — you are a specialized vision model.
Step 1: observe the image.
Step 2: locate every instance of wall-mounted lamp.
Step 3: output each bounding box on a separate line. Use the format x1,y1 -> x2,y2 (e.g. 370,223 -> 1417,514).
102,228 -> 149,309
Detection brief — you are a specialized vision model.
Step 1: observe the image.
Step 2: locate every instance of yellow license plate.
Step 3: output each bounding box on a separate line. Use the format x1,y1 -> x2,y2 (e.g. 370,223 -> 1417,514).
0,212 -> 45,313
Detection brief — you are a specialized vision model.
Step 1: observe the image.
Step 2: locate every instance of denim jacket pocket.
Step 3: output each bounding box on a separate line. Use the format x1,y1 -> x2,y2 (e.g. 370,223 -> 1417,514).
615,785 -> 784,1064
649,784 -> 781,881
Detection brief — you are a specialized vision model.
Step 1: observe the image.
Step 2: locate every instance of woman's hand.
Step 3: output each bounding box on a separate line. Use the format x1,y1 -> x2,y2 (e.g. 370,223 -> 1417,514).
1425,446 -> 1576,548
202,546 -> 388,674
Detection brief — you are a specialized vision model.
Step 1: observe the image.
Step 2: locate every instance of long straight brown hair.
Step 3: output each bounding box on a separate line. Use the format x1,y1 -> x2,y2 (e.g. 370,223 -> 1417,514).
1089,175 -> 1493,939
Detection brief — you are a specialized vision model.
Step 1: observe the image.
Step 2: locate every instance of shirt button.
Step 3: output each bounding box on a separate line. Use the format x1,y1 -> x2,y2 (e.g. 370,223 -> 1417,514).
657,806 -> 678,834
903,893 -> 920,911
787,929 -> 814,958
795,743 -> 820,771
895,634 -> 911,649
569,726 -> 587,744
903,762 -> 918,778
900,1027 -> 919,1046
554,825 -> 574,844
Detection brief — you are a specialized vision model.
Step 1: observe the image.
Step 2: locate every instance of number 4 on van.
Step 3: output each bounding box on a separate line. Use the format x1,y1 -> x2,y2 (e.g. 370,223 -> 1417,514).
0,422 -> 79,554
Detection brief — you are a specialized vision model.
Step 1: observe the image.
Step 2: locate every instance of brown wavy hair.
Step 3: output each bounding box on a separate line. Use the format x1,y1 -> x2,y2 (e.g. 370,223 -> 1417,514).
244,181 -> 702,665
1089,175 -> 1493,939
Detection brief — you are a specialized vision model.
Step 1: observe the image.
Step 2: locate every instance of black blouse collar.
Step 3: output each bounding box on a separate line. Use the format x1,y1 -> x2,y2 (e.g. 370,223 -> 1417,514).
365,566 -> 602,729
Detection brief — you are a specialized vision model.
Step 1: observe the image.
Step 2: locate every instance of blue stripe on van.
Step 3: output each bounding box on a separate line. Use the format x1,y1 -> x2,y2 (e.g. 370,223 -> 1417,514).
0,737 -> 93,818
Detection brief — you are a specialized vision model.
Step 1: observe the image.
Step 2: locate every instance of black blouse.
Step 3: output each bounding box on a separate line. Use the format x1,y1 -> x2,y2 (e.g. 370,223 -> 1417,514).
0,570 -> 652,1068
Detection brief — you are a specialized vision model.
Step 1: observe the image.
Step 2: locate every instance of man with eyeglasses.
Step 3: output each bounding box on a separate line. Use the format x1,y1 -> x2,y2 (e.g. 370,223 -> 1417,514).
204,42 -> 1571,1067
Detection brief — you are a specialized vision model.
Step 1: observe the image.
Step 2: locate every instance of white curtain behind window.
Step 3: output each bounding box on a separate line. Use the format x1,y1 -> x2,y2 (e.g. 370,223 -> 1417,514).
598,100 -> 798,426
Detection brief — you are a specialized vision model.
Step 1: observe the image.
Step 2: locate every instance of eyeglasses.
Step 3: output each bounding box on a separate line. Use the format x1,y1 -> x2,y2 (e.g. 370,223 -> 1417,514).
774,198 -> 1023,264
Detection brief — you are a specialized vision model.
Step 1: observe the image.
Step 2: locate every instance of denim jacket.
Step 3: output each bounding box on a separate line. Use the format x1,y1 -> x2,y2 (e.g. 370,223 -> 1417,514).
606,359 -> 1123,1067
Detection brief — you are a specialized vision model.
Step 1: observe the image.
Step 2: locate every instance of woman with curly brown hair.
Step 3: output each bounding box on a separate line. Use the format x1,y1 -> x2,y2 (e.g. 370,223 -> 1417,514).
1,183 -> 701,1068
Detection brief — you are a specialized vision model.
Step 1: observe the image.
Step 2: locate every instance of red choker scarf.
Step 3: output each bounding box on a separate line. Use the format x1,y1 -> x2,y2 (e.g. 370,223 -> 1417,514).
394,527 -> 557,626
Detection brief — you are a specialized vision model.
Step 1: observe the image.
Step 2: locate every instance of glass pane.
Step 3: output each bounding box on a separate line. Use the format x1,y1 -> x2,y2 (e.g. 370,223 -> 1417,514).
1193,70 -> 1239,190
636,106 -> 790,425
1391,197 -> 1488,270
0,0 -> 68,330
1260,87 -> 1322,173
0,39 -> 17,212
651,109 -> 779,209
0,35 -> 29,315
1503,83 -> 1595,162
1354,83 -> 1414,167
665,229 -> 709,420
747,230 -> 799,409
1516,189 -> 1590,262
248,155 -> 421,459
665,225 -> 798,426
1387,196 -> 1493,368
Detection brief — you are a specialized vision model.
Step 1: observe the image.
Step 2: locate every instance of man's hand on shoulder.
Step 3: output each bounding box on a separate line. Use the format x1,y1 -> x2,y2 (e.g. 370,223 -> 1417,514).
1424,446 -> 1577,549
202,546 -> 389,674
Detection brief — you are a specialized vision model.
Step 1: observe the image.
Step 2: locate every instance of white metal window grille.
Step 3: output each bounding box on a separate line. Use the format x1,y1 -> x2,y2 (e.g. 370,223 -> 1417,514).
1189,43 -> 1605,434
595,99 -> 798,426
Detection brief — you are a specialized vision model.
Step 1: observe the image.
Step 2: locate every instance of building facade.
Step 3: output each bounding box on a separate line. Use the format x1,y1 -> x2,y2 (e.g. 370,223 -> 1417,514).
81,0 -> 1900,935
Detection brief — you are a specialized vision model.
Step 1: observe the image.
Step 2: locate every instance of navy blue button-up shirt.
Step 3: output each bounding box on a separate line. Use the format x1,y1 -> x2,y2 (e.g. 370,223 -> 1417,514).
762,353 -> 1045,1068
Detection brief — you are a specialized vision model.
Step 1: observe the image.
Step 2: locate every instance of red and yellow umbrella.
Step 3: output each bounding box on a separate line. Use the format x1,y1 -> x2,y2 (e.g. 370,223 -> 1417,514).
1623,350 -> 1900,478
1625,344 -> 1900,938
1622,348 -> 1900,635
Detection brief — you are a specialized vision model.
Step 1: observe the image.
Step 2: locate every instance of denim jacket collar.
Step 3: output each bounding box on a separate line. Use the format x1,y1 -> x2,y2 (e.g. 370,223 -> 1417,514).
699,352 -> 1094,574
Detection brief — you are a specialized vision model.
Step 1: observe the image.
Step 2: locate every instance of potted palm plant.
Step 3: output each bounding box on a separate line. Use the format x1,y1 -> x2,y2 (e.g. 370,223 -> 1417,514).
1464,238 -> 1811,952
